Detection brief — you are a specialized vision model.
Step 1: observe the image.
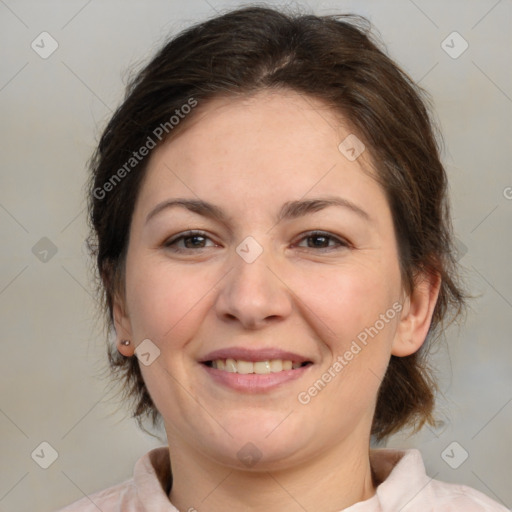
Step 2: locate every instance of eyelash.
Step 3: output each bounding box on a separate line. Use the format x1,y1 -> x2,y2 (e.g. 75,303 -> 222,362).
164,230 -> 349,252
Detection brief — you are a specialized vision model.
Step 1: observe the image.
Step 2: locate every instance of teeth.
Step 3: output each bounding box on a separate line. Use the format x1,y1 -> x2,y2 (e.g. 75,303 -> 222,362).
269,359 -> 283,372
210,359 -> 306,374
225,358 -> 237,373
254,361 -> 271,374
237,360 -> 254,374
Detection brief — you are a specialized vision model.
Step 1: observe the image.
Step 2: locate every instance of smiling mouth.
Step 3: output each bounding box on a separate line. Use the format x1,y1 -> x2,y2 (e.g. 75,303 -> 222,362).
203,359 -> 312,374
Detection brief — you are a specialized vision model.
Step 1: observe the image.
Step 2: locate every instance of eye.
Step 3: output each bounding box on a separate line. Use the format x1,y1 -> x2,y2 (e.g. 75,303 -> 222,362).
294,231 -> 349,251
164,230 -> 218,251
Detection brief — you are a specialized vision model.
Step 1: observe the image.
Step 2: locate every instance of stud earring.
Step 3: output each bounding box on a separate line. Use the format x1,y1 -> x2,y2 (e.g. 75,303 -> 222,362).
120,339 -> 131,346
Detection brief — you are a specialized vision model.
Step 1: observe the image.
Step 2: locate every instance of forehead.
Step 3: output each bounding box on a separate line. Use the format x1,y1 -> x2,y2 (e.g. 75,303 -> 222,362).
136,90 -> 389,224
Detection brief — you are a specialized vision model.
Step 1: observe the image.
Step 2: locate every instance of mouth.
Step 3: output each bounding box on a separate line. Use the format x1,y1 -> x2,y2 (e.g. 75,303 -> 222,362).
199,348 -> 314,392
202,359 -> 312,374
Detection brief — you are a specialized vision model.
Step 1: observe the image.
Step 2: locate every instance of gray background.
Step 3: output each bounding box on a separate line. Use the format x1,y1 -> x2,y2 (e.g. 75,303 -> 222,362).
0,1 -> 511,511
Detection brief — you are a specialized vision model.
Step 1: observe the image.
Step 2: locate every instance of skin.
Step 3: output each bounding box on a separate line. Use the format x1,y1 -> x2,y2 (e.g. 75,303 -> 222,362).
114,89 -> 441,511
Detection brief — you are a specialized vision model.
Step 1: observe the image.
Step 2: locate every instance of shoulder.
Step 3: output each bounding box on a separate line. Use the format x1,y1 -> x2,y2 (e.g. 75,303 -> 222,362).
425,479 -> 510,511
370,448 -> 509,512
55,446 -> 176,512
55,479 -> 136,511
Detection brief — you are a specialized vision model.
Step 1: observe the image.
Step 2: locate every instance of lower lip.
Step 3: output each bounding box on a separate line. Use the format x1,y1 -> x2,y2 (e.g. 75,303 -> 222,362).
201,364 -> 311,392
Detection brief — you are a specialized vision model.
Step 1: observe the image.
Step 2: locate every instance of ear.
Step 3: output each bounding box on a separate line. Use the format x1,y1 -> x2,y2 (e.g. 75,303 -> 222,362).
113,294 -> 135,357
392,269 -> 442,357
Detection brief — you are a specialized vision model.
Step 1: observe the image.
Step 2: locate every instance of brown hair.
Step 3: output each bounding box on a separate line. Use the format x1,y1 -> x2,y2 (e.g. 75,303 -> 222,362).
88,6 -> 467,441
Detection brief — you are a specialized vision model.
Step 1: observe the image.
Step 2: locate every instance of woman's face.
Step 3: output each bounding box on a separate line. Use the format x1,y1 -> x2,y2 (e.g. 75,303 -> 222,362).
116,90 -> 412,469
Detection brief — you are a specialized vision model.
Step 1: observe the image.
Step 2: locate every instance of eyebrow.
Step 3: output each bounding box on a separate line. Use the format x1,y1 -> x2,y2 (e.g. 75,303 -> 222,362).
145,196 -> 371,225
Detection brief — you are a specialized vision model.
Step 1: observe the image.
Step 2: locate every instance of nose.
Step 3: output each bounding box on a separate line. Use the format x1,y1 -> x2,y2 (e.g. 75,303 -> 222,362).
214,247 -> 293,330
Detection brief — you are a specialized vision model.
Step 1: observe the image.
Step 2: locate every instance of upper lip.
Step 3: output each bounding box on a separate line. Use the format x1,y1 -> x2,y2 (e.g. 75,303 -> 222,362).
199,347 -> 312,363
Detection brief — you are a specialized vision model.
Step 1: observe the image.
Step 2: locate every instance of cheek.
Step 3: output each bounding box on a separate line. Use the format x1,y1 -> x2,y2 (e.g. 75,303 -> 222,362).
295,259 -> 402,404
125,253 -> 216,343
297,262 -> 398,344
297,265 -> 400,407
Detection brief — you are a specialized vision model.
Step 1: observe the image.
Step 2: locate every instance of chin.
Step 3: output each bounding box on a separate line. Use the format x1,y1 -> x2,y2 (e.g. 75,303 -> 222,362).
198,411 -> 316,469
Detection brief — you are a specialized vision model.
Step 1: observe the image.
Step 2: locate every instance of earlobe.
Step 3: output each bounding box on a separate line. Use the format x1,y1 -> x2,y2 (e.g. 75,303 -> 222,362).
113,296 -> 135,356
392,270 -> 442,357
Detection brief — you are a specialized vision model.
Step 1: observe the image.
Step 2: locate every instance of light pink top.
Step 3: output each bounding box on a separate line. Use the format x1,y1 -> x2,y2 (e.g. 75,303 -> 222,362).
57,447 -> 509,511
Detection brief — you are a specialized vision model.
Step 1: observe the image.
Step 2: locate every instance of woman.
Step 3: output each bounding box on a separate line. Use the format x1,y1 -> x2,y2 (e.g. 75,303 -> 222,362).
58,6 -> 507,511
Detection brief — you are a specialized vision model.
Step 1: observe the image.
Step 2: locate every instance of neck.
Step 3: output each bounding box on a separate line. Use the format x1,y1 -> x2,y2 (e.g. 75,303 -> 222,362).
168,436 -> 376,512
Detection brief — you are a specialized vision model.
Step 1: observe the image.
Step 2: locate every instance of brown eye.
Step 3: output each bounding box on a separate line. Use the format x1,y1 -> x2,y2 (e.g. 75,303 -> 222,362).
295,231 -> 348,250
164,231 -> 216,251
